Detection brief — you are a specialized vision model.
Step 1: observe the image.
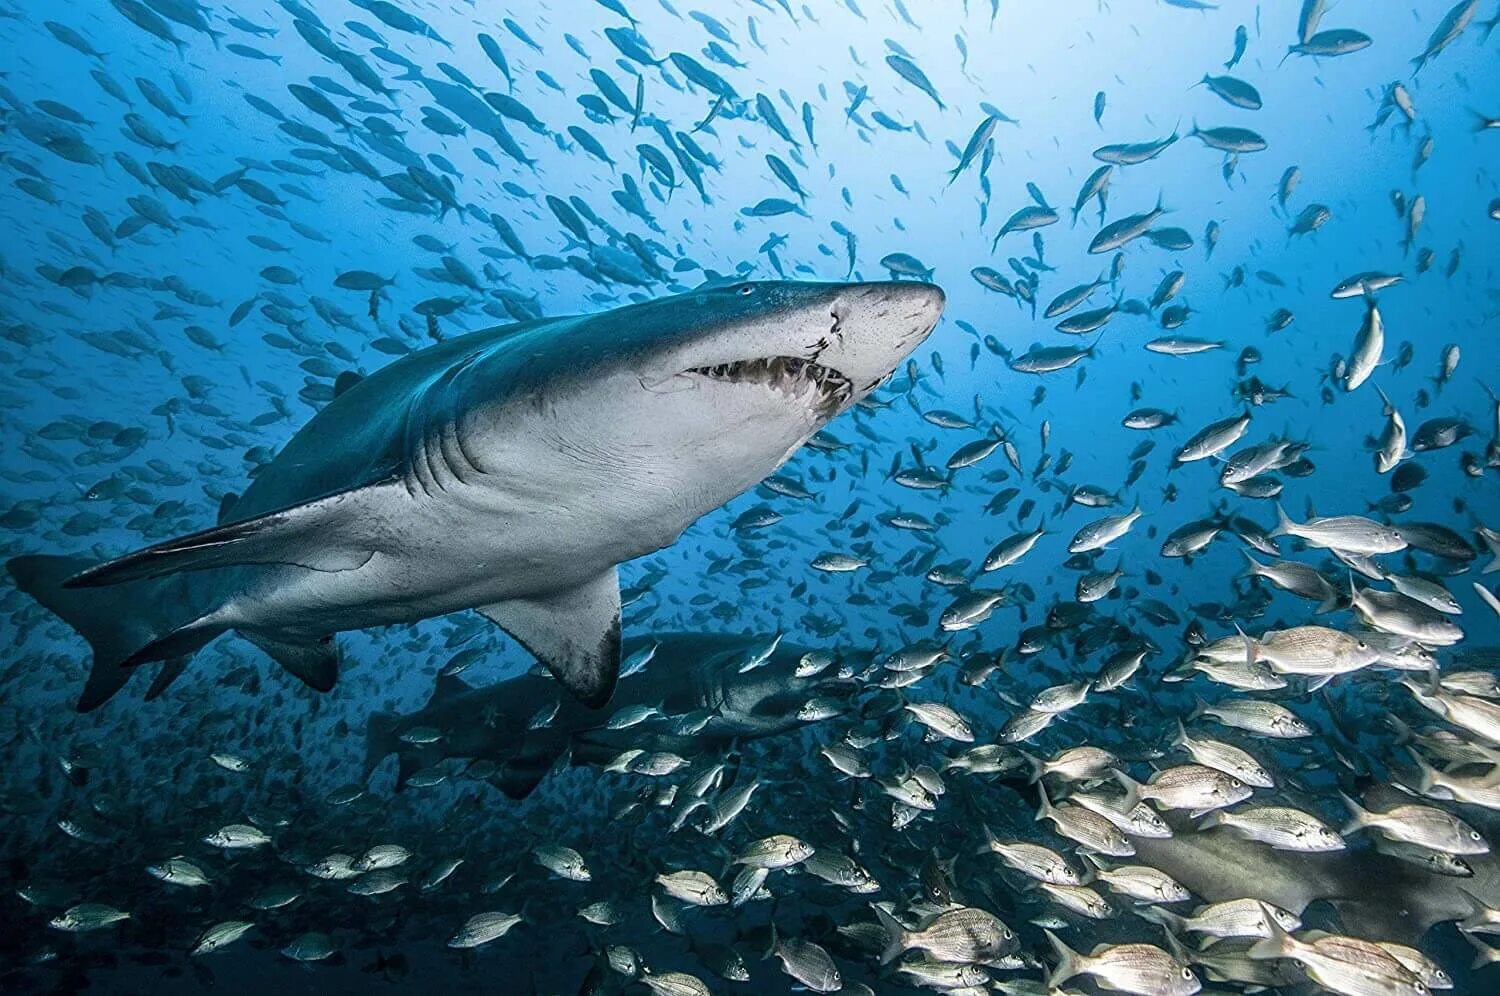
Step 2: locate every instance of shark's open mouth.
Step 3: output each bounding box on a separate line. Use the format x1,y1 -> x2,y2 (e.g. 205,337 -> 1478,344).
688,356 -> 853,414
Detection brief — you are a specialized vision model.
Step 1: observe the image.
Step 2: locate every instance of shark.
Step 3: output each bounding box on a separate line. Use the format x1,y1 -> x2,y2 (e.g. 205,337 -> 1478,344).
8,280 -> 943,712
365,631 -> 870,798
1127,784 -> 1500,946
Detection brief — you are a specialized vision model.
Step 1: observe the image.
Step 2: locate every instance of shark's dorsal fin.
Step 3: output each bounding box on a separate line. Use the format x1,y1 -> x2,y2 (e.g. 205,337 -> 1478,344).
477,567 -> 622,708
217,491 -> 239,524
333,370 -> 365,398
426,671 -> 475,708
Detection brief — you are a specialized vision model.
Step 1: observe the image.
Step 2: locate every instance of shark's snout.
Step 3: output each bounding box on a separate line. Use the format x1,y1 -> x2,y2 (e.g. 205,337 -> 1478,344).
828,280 -> 946,393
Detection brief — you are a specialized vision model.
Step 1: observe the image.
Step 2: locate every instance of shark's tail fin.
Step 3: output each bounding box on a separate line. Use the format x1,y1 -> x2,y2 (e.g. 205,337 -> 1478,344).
7,554 -> 222,711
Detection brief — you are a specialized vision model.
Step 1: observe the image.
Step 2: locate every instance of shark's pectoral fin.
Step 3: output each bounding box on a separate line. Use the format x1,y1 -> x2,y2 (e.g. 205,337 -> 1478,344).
477,569 -> 622,708
247,633 -> 341,692
494,757 -> 554,800
494,732 -> 570,799
62,483 -> 394,589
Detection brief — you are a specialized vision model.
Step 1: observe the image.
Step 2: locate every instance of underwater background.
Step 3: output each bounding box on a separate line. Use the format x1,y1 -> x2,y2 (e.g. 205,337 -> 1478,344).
1,0 -> 1499,993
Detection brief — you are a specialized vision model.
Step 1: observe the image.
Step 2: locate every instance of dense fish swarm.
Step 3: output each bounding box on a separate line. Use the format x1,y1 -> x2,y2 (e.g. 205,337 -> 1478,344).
1,0 -> 1499,994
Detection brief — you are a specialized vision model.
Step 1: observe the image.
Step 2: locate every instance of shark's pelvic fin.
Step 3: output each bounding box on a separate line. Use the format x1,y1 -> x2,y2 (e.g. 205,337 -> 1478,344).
477,567 -> 622,708
61,483 -> 392,589
247,634 -> 341,692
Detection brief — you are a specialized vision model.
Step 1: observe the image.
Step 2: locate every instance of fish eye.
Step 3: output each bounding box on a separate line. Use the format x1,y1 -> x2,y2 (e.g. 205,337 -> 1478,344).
736,283 -> 755,296
1471,830 -> 1482,840
1181,968 -> 1194,979
1230,778 -> 1242,788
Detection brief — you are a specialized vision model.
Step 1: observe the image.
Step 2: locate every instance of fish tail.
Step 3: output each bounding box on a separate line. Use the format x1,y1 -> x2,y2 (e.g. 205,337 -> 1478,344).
1406,750 -> 1441,794
1336,790 -> 1372,835
1270,502 -> 1294,537
872,904 -> 909,964
1112,769 -> 1143,814
1034,782 -> 1056,823
6,554 -> 222,711
1044,929 -> 1085,988
1021,750 -> 1043,784
1247,902 -> 1299,961
1138,905 -> 1184,934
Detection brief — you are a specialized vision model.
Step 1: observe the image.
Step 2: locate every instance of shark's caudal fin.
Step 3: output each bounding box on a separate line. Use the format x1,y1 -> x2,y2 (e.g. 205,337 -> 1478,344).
6,555 -> 223,711
477,566 -> 622,707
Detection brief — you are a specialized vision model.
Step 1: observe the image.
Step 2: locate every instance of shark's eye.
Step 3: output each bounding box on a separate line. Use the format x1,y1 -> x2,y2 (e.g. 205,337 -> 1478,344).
736,284 -> 755,296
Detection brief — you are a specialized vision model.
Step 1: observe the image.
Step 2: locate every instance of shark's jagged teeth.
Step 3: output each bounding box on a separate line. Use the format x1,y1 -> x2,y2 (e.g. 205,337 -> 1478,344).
688,356 -> 853,410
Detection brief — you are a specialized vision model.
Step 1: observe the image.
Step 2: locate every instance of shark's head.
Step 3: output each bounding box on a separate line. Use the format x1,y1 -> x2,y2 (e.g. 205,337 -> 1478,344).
462,280 -> 944,564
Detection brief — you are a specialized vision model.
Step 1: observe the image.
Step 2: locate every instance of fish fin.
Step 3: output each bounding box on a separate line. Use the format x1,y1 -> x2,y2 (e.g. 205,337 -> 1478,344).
1138,905 -> 1184,934
495,754 -> 555,799
143,657 -> 191,702
6,554 -> 221,711
1112,769 -> 1143,814
477,567 -> 622,707
1247,902 -> 1298,961
426,672 -> 476,707
1270,502 -> 1294,538
247,633 -> 340,692
871,904 -> 908,965
393,749 -> 431,791
216,491 -> 239,524
1044,929 -> 1085,988
1034,782 -> 1056,823
1337,790 -> 1371,835
61,482 -> 394,588
333,370 -> 365,397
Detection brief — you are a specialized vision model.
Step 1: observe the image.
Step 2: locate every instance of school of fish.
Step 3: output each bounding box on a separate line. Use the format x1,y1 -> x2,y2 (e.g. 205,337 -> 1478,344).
0,0 -> 1499,994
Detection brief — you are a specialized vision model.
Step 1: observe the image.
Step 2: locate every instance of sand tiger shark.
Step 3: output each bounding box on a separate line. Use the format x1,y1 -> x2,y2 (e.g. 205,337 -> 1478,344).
366,631 -> 870,798
9,280 -> 944,711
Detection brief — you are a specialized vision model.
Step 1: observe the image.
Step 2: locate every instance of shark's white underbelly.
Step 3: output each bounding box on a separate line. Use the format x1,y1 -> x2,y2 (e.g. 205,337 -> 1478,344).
220,470 -> 687,639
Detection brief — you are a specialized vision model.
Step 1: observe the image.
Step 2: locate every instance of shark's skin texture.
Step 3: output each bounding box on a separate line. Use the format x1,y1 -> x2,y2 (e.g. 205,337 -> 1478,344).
365,632 -> 868,797
8,281 -> 943,711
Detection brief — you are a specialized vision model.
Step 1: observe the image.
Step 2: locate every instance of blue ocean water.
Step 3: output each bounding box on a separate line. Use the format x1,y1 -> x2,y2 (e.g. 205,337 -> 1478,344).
1,0 -> 1498,993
